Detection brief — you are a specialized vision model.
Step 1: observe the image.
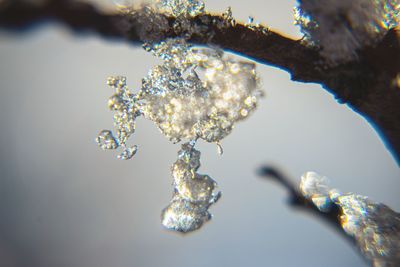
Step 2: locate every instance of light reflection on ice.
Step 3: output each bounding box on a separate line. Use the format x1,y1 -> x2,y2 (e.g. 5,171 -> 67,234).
300,171 -> 400,266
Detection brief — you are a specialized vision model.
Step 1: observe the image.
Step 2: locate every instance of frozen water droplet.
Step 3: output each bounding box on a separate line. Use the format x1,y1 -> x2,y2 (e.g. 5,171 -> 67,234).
161,196 -> 211,233
164,142 -> 221,232
118,145 -> 138,160
96,130 -> 119,150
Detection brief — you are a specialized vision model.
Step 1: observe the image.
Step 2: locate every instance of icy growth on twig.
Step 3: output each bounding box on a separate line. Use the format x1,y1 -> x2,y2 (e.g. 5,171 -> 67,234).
141,38 -> 261,143
155,0 -> 205,18
300,172 -> 400,266
221,7 -> 236,27
122,0 -> 206,42
126,4 -> 170,42
97,1 -> 262,232
161,141 -> 221,232
300,172 -> 334,212
96,76 -> 141,160
294,0 -> 400,65
337,194 -> 400,267
244,16 -> 270,35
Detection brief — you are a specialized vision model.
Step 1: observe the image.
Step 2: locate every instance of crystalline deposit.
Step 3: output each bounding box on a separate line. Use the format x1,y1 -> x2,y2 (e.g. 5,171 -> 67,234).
300,171 -> 333,212
161,142 -> 221,232
155,0 -> 205,17
127,0 -> 207,42
295,0 -> 400,65
97,0 -> 262,233
300,172 -> 400,266
141,39 -> 261,143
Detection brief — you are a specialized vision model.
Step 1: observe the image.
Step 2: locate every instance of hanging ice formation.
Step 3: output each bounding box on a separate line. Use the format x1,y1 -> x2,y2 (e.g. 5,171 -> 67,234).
96,0 -> 263,233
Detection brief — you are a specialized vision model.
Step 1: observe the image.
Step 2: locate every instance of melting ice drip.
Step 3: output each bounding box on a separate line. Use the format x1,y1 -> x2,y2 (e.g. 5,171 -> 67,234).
96,0 -> 262,233
300,172 -> 400,266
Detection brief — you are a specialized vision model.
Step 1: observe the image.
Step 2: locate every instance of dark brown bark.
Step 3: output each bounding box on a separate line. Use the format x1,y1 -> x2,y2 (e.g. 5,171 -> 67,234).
1,0 -> 399,163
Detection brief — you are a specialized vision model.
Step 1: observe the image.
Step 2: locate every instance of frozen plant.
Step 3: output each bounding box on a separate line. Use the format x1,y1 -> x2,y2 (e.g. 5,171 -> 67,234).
294,0 -> 400,65
300,172 -> 400,266
96,0 -> 262,233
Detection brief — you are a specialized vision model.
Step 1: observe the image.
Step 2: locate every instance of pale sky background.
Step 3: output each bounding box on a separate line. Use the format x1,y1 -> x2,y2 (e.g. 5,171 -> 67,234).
0,1 -> 399,267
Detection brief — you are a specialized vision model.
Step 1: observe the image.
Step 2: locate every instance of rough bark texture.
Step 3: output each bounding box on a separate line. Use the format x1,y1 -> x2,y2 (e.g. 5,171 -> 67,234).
0,0 -> 399,163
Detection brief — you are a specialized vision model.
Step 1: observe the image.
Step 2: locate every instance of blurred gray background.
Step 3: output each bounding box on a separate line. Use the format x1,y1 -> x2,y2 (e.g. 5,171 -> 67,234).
0,0 -> 399,266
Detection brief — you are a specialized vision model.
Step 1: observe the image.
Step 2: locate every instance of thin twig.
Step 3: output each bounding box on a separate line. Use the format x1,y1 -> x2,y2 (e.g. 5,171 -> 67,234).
258,166 -> 355,244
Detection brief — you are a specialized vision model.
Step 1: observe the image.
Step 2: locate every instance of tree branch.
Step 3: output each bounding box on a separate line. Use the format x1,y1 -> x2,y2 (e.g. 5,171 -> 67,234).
258,166 -> 355,244
1,0 -> 399,163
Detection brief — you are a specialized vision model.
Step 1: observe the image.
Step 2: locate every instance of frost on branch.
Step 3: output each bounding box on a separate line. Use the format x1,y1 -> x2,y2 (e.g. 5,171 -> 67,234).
300,172 -> 400,266
96,0 -> 262,233
155,0 -> 205,18
141,39 -> 261,143
125,0 -> 208,42
295,0 -> 400,65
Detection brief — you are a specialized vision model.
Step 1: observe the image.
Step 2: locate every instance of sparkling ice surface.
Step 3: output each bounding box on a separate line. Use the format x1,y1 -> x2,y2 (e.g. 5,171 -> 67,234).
141,39 -> 261,143
155,0 -> 205,18
300,172 -> 400,266
294,0 -> 400,65
300,171 -> 333,212
97,0 -> 262,233
96,76 -> 141,160
161,142 -> 221,232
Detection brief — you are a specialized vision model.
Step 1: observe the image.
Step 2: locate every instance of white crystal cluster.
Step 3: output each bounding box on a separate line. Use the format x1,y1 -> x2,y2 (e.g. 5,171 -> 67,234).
141,38 -> 261,143
155,0 -> 205,18
244,16 -> 270,35
126,0 -> 208,42
300,172 -> 400,266
161,141 -> 221,232
96,76 -> 141,160
97,0 -> 262,233
294,0 -> 400,65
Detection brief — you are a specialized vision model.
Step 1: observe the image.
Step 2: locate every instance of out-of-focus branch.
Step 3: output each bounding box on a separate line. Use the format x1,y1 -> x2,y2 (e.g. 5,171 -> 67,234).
0,0 -> 127,39
259,166 -> 400,266
258,166 -> 354,244
1,0 -> 399,163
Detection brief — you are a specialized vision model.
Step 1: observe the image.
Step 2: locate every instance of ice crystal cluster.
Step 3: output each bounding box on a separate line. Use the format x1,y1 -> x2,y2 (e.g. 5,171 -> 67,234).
155,0 -> 205,17
97,0 -> 262,233
300,172 -> 400,266
294,0 -> 400,65
161,141 -> 221,232
126,0 -> 208,42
